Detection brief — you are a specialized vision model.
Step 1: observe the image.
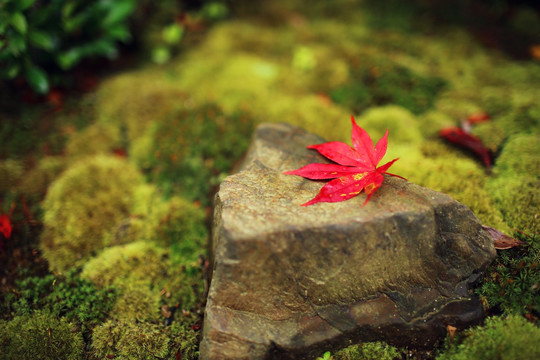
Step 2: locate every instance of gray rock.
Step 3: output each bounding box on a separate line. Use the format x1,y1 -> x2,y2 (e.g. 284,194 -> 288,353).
201,123 -> 496,360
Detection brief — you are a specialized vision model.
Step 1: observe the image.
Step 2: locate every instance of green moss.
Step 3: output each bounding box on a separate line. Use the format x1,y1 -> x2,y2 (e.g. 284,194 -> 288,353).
17,156 -> 65,200
399,141 -> 509,232
111,281 -> 162,323
154,196 -> 207,263
471,122 -> 507,153
95,69 -> 188,143
334,341 -> 403,360
141,103 -> 253,203
486,175 -> 538,235
476,232 -> 539,316
65,123 -> 122,160
355,105 -> 422,145
493,134 -> 540,178
40,155 -> 143,272
169,320 -> 200,360
436,315 -> 540,360
0,311 -> 84,360
91,320 -> 170,360
5,270 -> 117,334
0,159 -> 23,194
81,241 -> 167,288
330,62 -> 446,115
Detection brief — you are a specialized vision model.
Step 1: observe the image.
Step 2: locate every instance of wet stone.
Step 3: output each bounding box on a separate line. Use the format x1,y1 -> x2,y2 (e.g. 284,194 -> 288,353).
201,123 -> 496,360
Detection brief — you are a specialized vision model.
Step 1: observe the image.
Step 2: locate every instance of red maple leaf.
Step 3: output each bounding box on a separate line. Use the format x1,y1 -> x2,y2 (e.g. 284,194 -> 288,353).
284,116 -> 405,206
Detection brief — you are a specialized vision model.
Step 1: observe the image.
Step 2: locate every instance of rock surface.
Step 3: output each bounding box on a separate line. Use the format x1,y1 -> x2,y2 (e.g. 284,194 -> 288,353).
201,123 -> 496,360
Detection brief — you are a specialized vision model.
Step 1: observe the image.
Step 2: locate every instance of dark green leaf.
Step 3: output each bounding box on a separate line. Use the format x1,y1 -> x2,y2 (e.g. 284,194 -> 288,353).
16,0 -> 36,12
11,12 -> 27,34
0,63 -> 20,79
103,0 -> 135,26
28,31 -> 54,51
108,24 -> 131,41
26,66 -> 49,94
7,33 -> 26,55
58,48 -> 82,70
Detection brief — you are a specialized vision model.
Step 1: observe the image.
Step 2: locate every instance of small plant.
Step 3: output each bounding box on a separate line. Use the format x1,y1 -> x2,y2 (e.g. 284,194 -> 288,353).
316,351 -> 333,360
0,0 -> 136,93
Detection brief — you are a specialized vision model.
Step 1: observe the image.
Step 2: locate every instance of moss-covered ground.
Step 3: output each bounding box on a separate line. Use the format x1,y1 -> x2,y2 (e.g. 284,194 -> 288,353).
1,1 -> 539,359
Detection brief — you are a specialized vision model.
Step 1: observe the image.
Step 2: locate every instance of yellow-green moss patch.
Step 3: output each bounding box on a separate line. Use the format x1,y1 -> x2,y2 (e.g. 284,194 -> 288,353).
40,155 -> 143,272
81,241 -> 167,288
0,311 -> 84,360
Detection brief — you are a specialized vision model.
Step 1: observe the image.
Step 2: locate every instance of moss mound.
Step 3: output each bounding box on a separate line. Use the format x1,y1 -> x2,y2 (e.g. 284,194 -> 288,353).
40,155 -> 143,272
437,315 -> 540,360
0,311 -> 84,360
81,241 -> 166,288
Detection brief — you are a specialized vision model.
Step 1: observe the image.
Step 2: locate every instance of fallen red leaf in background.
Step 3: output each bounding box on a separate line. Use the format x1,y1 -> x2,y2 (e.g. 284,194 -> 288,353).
439,127 -> 493,169
466,112 -> 491,125
284,116 -> 405,206
0,214 -> 11,239
482,225 -> 525,250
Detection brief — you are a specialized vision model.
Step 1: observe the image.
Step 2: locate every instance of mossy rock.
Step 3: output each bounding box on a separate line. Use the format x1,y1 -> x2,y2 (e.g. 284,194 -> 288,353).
40,155 -> 143,272
0,311 -> 84,360
436,315 -> 540,360
81,241 -> 167,289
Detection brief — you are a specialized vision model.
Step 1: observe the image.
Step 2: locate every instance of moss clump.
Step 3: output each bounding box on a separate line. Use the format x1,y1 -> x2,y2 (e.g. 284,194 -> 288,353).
471,122 -> 507,153
486,175 -> 538,236
0,159 -> 23,194
0,311 -> 84,360
436,315 -> 540,360
493,134 -> 540,178
5,270 -> 117,333
65,123 -> 122,160
81,241 -> 167,289
334,341 -> 403,360
95,69 -> 188,143
141,103 -> 253,203
91,320 -> 170,360
476,232 -> 539,316
330,62 -> 446,115
355,105 -> 422,145
40,155 -> 143,272
169,319 -> 200,360
111,281 -> 162,323
17,156 -> 65,199
126,186 -> 208,263
398,141 -> 509,232
154,196 -> 207,263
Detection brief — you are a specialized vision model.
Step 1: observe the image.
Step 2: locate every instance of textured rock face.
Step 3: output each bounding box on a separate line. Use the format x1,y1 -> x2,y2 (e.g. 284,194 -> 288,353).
201,123 -> 496,360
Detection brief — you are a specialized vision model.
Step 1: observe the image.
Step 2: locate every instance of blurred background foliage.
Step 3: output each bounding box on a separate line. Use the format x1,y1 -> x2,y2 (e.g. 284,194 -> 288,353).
1,0 -> 539,95
0,0 -> 229,94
